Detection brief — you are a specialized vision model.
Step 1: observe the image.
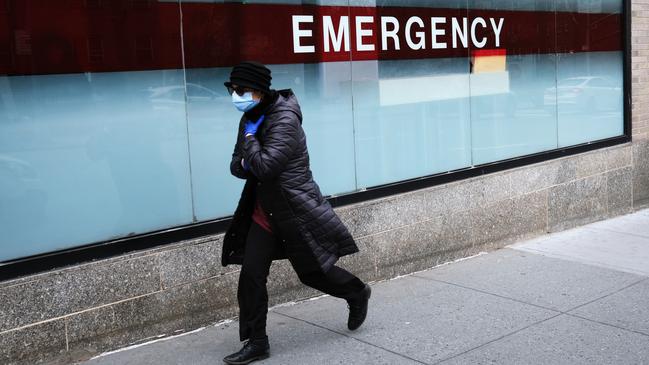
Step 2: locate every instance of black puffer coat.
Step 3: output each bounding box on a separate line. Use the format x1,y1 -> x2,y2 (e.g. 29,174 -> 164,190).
221,89 -> 359,274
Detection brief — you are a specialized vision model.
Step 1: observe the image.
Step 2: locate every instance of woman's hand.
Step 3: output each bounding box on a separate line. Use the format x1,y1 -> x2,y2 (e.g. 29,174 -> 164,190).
244,115 -> 265,137
241,158 -> 250,171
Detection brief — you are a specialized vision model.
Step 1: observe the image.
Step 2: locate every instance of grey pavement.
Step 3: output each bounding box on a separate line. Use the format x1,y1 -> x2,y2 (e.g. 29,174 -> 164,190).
79,209 -> 649,365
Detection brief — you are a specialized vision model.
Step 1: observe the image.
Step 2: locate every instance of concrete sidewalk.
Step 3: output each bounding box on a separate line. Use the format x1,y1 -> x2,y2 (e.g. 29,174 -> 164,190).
80,209 -> 649,365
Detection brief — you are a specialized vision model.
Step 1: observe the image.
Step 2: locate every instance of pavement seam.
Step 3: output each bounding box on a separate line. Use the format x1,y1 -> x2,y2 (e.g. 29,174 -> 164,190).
410,275 -> 564,313
272,311 -> 432,365
557,277 -> 649,339
561,277 -> 649,313
413,272 -> 648,317
431,275 -> 647,364
432,313 -> 564,365
565,313 -> 649,338
411,275 -> 649,363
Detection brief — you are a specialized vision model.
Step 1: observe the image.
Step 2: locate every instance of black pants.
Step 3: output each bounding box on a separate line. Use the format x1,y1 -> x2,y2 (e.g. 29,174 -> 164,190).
237,222 -> 366,341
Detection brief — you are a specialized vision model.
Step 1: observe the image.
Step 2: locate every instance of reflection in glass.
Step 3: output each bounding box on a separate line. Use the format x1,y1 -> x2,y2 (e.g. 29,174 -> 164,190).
185,62 -> 356,219
0,0 -> 628,263
352,58 -> 472,188
468,1 -> 559,165
0,1 -> 192,262
555,52 -> 624,146
182,0 -> 356,220
0,71 -> 194,262
555,0 -> 624,146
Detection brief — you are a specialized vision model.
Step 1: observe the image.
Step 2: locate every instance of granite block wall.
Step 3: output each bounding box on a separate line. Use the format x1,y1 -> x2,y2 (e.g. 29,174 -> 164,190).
1,2 -> 648,364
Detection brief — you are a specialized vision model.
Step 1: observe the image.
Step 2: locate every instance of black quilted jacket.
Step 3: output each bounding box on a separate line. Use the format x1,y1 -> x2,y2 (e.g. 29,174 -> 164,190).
221,89 -> 359,274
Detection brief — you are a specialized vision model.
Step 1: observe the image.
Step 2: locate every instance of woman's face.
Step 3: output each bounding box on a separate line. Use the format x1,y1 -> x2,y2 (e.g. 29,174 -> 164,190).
229,84 -> 263,101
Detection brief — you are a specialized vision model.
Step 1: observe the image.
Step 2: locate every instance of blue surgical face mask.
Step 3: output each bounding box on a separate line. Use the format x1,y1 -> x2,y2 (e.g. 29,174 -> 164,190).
232,91 -> 259,112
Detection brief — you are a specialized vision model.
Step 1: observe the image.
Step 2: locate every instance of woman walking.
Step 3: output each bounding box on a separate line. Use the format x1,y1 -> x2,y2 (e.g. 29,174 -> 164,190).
221,61 -> 371,365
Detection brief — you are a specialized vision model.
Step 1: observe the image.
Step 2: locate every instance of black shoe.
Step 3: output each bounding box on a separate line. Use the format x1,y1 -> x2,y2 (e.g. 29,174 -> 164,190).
347,284 -> 371,331
223,337 -> 270,365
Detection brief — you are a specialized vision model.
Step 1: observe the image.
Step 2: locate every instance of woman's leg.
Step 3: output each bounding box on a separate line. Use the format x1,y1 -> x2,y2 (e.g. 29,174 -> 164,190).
237,222 -> 278,341
296,265 -> 371,330
296,265 -> 366,300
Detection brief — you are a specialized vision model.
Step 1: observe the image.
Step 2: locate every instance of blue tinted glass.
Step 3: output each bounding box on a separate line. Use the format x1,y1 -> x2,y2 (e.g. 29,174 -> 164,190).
556,0 -> 624,146
182,0 -> 356,220
0,1 -> 192,262
557,0 -> 622,13
186,62 -> 356,220
555,52 -> 624,147
471,54 -> 559,165
469,1 -> 559,165
289,62 -> 356,197
352,59 -> 472,188
0,71 -> 194,262
184,67 -> 244,221
0,0 -> 628,263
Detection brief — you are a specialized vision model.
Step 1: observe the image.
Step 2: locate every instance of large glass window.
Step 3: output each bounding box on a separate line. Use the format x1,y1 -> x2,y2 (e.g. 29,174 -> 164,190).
0,1 -> 193,262
0,0 -> 626,263
555,0 -> 624,146
180,1 -> 357,221
352,58 -> 472,187
468,1 -> 559,165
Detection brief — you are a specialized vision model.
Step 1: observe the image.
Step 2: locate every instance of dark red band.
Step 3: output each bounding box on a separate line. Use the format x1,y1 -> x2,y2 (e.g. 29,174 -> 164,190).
472,49 -> 507,57
0,1 -> 623,76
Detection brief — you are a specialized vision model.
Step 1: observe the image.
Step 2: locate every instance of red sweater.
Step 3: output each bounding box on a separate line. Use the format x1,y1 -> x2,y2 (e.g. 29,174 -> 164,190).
252,198 -> 273,233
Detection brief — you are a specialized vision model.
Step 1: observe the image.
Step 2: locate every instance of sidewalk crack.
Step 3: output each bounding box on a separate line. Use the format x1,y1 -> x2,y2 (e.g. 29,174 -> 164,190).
566,313 -> 649,338
410,275 -> 649,363
411,275 -> 563,313
273,311 -> 432,365
562,277 -> 648,313
433,313 -> 563,365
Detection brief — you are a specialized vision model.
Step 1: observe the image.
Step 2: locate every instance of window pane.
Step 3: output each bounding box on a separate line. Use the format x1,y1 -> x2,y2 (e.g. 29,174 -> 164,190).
0,1 -> 192,262
469,1 -> 559,165
350,2 -> 472,188
181,1 -> 356,220
555,0 -> 624,147
182,67 -> 242,220
0,0 -> 629,264
297,62 -> 356,197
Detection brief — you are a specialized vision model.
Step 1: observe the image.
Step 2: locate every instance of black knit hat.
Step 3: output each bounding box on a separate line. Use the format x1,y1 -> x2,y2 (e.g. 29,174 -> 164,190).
224,61 -> 272,94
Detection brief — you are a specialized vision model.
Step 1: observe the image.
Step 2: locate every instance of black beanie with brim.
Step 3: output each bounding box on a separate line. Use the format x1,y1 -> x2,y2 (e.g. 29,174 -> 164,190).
224,61 -> 272,94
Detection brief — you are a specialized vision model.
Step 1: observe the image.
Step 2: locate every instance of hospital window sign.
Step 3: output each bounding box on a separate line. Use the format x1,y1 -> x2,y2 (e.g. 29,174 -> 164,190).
291,15 -> 505,53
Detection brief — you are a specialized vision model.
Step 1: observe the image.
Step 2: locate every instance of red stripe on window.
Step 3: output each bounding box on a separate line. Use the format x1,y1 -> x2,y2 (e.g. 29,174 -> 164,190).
472,49 -> 507,57
0,1 -> 623,76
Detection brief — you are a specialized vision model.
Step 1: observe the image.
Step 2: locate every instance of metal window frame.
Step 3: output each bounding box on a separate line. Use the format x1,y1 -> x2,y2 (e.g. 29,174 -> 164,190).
0,0 -> 633,281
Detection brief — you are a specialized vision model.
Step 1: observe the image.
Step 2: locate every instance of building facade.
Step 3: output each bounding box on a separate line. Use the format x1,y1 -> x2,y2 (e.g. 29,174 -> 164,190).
0,0 -> 647,363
